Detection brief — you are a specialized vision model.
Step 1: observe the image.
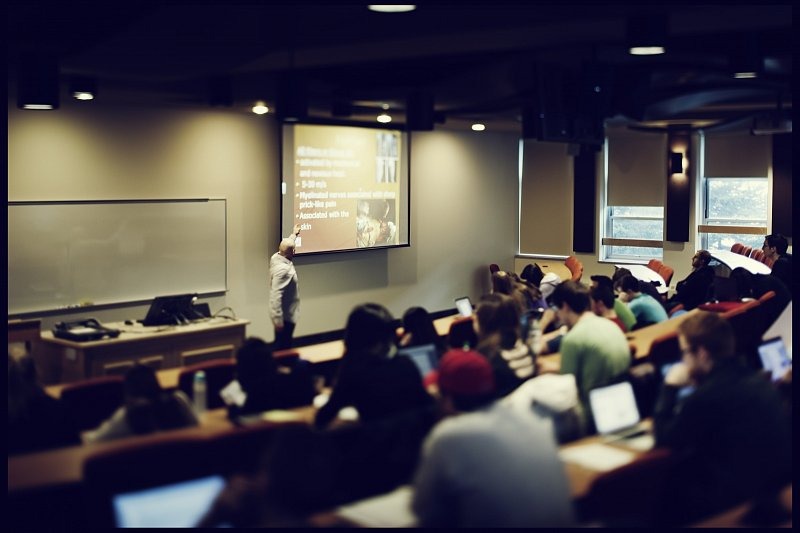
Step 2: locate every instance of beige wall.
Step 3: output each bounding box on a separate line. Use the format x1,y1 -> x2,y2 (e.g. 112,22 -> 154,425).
8,100 -> 519,340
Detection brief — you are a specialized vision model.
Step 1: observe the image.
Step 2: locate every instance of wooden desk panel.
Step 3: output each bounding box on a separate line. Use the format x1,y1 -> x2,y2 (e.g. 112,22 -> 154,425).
38,318 -> 248,384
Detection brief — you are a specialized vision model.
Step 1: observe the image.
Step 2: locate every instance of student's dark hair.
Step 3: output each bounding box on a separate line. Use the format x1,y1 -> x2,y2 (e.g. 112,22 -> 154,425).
124,363 -> 161,401
124,364 -> 186,434
677,311 -> 736,362
590,284 -> 615,309
402,306 -> 443,350
236,337 -> 278,391
590,274 -> 614,289
612,267 -> 633,283
618,274 -> 640,293
343,303 -> 396,356
550,281 -> 591,313
765,233 -> 789,255
521,263 -> 545,287
475,293 -> 520,341
695,249 -> 712,266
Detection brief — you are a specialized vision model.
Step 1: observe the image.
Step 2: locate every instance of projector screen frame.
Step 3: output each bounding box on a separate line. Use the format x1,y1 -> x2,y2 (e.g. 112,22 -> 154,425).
279,119 -> 411,257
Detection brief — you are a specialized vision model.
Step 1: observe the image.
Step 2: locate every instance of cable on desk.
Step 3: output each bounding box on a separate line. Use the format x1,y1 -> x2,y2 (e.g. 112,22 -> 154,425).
213,307 -> 237,320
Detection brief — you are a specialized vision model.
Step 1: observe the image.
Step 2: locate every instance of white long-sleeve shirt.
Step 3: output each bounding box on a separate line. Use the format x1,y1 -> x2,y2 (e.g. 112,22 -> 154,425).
269,251 -> 299,327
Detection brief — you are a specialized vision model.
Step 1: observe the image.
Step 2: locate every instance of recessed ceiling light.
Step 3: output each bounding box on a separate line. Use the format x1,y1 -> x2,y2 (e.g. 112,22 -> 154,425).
73,91 -> 95,101
733,71 -> 757,79
471,123 -> 486,131
629,46 -> 665,56
368,5 -> 416,13
252,101 -> 269,115
377,113 -> 392,123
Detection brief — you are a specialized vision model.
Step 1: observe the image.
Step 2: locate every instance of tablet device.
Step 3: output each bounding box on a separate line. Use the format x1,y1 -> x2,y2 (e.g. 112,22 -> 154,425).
589,381 -> 644,439
455,297 -> 473,317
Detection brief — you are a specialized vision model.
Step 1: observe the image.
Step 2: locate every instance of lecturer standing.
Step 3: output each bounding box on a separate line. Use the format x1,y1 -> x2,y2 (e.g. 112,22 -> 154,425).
270,224 -> 301,350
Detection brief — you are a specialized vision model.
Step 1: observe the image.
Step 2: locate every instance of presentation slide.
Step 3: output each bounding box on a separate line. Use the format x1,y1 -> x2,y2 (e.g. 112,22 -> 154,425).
281,123 -> 409,255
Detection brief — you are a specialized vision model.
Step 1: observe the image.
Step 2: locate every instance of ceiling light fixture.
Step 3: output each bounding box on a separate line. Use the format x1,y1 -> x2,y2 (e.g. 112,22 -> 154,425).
471,123 -> 486,131
627,15 -> 667,56
368,5 -> 416,13
70,76 -> 97,101
17,51 -> 60,110
377,112 -> 392,123
252,101 -> 269,115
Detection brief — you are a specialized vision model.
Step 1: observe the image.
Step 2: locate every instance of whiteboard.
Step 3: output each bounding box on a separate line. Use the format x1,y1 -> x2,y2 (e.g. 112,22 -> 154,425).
8,199 -> 227,315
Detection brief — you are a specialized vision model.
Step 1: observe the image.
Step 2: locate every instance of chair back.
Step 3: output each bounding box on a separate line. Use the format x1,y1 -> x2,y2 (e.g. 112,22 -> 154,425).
577,448 -> 675,526
731,242 -> 744,254
489,263 -> 500,275
447,316 -> 478,349
565,255 -> 583,282
750,248 -> 765,262
60,375 -> 125,432
722,300 -> 766,368
741,245 -> 753,257
647,259 -> 663,273
657,264 -> 674,286
177,359 -> 235,410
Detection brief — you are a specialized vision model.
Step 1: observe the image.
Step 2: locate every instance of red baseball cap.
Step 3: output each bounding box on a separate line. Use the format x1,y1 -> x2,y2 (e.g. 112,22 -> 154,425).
435,349 -> 495,396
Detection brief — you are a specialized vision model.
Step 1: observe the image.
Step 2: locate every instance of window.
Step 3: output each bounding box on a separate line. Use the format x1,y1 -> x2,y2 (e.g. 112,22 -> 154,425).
699,177 -> 769,251
602,206 -> 664,261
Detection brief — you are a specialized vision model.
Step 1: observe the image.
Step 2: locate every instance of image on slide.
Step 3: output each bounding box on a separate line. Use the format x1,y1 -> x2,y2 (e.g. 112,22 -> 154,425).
356,199 -> 397,248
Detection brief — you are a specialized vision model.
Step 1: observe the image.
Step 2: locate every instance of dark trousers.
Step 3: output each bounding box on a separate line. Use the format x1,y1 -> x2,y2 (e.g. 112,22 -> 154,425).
274,321 -> 296,350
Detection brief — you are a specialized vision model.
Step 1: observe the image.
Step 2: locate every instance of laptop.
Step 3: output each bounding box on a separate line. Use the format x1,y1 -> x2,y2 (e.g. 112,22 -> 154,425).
397,343 -> 439,379
113,474 -> 226,528
589,381 -> 649,442
758,337 -> 792,383
455,296 -> 473,317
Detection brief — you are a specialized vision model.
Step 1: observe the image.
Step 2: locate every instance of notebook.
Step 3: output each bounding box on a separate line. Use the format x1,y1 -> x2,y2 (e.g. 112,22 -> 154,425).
589,381 -> 648,441
758,337 -> 792,383
113,474 -> 226,528
397,343 -> 439,379
455,296 -> 473,317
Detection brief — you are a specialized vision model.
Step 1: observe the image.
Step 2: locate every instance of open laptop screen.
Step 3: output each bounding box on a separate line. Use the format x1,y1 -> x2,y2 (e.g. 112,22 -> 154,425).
397,343 -> 439,378
589,381 -> 641,436
758,337 -> 792,383
113,475 -> 225,528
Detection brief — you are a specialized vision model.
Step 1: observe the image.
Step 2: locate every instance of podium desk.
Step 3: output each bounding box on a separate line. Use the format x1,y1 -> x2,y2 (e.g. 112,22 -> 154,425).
38,318 -> 249,385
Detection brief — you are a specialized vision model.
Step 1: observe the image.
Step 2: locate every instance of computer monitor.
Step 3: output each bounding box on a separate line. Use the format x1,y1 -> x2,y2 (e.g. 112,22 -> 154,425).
142,293 -> 199,326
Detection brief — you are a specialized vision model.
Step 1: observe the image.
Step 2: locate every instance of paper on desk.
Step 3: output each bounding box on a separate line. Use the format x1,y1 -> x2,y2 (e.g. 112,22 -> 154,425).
336,485 -> 416,527
559,443 -> 636,471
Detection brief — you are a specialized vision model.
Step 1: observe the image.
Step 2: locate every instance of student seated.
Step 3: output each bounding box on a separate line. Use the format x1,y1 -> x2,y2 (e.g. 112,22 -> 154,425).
666,250 -> 715,312
8,349 -> 81,455
228,337 -> 315,418
653,311 -> 791,525
314,303 -> 434,429
85,364 -> 198,443
399,306 -> 446,357
616,274 -> 669,328
411,349 -> 575,527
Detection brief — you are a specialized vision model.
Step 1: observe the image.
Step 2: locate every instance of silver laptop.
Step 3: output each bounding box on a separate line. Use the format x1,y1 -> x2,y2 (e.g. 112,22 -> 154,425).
113,474 -> 226,528
589,381 -> 648,442
758,337 -> 792,383
455,296 -> 473,317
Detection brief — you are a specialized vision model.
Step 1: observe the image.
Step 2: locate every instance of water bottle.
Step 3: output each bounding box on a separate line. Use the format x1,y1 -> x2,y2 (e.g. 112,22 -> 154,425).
527,318 -> 542,356
193,370 -> 207,414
